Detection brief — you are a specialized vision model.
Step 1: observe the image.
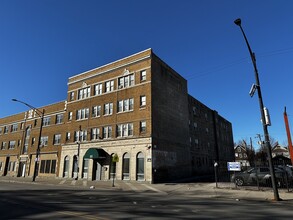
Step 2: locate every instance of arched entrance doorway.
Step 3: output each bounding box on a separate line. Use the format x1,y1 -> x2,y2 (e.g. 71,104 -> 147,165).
83,148 -> 107,181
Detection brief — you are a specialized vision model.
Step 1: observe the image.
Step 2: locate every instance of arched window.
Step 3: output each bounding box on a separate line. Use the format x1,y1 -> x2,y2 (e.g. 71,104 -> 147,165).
136,152 -> 144,180
110,154 -> 117,180
72,155 -> 78,178
122,153 -> 130,180
63,156 -> 69,178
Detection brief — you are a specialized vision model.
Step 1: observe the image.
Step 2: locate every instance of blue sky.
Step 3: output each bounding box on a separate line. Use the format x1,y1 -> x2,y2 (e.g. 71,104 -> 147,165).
1,0 -> 293,149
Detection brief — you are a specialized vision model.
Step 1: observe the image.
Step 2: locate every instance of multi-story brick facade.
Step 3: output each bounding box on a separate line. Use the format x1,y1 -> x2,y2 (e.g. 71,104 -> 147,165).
0,49 -> 234,182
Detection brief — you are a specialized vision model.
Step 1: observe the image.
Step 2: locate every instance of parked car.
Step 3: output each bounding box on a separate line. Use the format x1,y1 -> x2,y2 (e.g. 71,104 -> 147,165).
231,167 -> 287,186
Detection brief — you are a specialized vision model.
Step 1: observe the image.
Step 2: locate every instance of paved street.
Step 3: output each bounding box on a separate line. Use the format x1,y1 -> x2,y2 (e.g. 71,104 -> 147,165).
1,177 -> 293,219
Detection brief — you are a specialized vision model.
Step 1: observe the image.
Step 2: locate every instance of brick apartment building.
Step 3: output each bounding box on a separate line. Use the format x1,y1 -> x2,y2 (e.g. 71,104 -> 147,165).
0,49 -> 234,183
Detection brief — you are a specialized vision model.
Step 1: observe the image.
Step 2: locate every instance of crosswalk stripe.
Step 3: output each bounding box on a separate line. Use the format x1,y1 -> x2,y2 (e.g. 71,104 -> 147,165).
59,180 -> 66,185
142,184 -> 166,194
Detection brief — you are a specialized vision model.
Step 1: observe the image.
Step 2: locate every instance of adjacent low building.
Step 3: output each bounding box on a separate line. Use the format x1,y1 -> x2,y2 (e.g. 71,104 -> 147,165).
0,49 -> 234,183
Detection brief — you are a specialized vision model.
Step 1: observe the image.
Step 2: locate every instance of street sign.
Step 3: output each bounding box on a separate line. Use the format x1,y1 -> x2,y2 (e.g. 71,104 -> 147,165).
227,162 -> 241,171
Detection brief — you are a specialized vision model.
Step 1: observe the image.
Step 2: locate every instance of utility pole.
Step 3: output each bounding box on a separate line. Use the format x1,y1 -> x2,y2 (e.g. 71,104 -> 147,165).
284,107 -> 293,165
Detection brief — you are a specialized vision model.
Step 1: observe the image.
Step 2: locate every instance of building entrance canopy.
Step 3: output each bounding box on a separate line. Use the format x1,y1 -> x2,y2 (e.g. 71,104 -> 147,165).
83,148 -> 107,159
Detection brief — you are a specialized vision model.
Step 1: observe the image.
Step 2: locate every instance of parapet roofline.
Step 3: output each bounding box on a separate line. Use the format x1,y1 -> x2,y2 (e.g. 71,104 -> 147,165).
68,48 -> 152,85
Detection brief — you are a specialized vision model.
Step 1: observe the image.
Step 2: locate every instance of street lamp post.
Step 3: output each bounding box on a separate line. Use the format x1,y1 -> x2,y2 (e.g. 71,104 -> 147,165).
12,99 -> 45,182
234,18 -> 281,201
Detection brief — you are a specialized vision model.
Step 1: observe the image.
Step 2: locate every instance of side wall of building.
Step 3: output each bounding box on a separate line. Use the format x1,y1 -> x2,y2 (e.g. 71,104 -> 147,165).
150,54 -> 192,182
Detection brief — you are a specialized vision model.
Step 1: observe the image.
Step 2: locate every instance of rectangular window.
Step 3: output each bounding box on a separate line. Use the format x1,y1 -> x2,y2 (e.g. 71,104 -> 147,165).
4,126 -> 8,134
40,136 -> 48,146
105,80 -> 114,92
91,128 -> 100,140
66,132 -> 70,141
117,123 -> 133,137
140,70 -> 146,81
92,105 -> 101,117
140,95 -> 146,107
140,121 -> 146,133
70,92 -> 74,101
40,160 -> 45,173
11,124 -> 18,132
74,130 -> 87,142
104,103 -> 113,115
118,74 -> 134,88
68,112 -> 73,121
94,83 -> 103,95
45,160 -> 51,173
51,160 -> 56,173
56,114 -> 63,124
9,141 -> 16,149
76,108 -> 89,120
53,134 -> 61,145
43,117 -> 51,126
78,87 -> 91,100
1,142 -> 6,150
117,98 -> 134,113
103,126 -> 112,139
0,127 -> 3,134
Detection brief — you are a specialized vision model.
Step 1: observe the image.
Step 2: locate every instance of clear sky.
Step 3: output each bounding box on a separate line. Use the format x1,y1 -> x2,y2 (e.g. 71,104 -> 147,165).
1,0 -> 293,149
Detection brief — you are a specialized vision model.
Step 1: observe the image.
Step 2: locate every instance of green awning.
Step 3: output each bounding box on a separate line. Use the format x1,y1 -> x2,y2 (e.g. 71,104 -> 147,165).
83,148 -> 107,159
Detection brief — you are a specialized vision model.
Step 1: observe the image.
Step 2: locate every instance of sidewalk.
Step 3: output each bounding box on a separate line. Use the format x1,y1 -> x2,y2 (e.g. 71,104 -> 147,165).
1,176 -> 293,202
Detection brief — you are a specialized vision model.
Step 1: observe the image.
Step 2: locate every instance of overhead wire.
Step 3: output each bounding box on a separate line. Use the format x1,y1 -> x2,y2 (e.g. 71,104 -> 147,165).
185,47 -> 293,81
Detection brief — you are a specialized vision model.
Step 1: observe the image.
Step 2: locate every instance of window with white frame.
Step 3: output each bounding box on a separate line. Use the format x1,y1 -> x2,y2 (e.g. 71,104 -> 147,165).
70,92 -> 74,101
43,117 -> 51,126
76,108 -> 89,120
103,126 -> 112,139
4,126 -> 8,134
117,98 -> 134,113
92,105 -> 101,117
66,132 -> 70,141
56,114 -> 63,124
91,128 -> 100,140
40,136 -> 48,146
104,103 -> 113,115
1,142 -> 6,150
78,87 -> 91,100
0,127 -> 2,134
68,111 -> 73,121
53,134 -> 61,145
105,80 -> 114,93
74,130 -> 87,142
140,70 -> 146,81
11,124 -> 18,132
94,83 -> 103,95
9,141 -> 16,149
140,95 -> 146,107
117,123 -> 133,137
140,121 -> 146,133
118,74 -> 134,89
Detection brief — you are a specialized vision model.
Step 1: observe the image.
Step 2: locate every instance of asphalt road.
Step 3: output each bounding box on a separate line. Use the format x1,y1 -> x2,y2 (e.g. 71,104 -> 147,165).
0,181 -> 292,219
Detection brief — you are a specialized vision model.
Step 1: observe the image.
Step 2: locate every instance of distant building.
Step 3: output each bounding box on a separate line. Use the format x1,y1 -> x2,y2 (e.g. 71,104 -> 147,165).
234,144 -> 250,169
0,49 -> 234,182
272,142 -> 291,165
